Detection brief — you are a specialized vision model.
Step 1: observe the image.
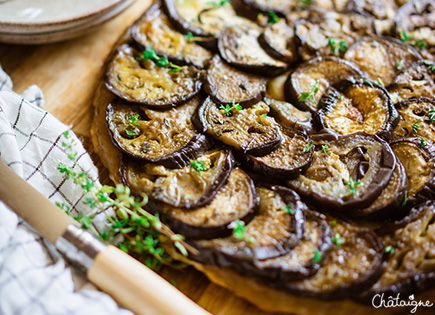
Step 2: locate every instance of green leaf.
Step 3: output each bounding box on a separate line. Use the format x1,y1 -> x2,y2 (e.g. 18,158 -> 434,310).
302,141 -> 313,153
312,249 -> 321,263
190,160 -> 206,173
283,204 -> 294,214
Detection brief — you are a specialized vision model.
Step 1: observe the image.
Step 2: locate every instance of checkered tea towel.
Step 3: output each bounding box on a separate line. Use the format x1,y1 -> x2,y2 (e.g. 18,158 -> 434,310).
0,65 -> 132,315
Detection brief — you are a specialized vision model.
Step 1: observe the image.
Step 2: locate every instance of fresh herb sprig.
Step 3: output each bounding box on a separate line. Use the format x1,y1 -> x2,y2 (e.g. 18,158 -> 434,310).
419,136 -> 428,148
138,46 -> 183,73
219,101 -> 242,117
298,80 -> 320,104
321,145 -> 329,154
57,131 -> 195,270
384,245 -> 394,255
399,31 -> 426,49
424,60 -> 435,71
297,0 -> 312,9
230,219 -> 254,242
426,110 -> 435,122
126,114 -> 140,136
343,178 -> 360,195
283,204 -> 294,215
303,141 -> 313,153
312,249 -> 321,263
266,11 -> 281,24
186,32 -> 208,42
328,38 -> 348,55
412,120 -> 422,133
332,232 -> 344,247
198,0 -> 229,24
190,160 -> 206,173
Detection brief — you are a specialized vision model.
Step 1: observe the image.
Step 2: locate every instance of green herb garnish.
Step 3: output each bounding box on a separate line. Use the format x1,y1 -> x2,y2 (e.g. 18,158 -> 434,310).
186,32 -> 208,42
198,0 -> 229,24
312,249 -> 321,263
267,11 -> 281,24
384,245 -> 394,255
139,46 -> 183,73
329,220 -> 338,227
125,114 -> 140,136
190,160 -> 206,173
399,31 -> 427,49
230,220 -> 253,242
364,79 -> 374,88
303,141 -> 313,153
402,191 -> 408,206
424,60 -> 435,71
419,136 -> 428,148
332,232 -> 344,247
298,80 -> 320,104
219,101 -> 242,117
283,204 -> 294,215
343,178 -> 360,195
328,38 -> 348,55
396,59 -> 405,71
426,110 -> 435,122
297,0 -> 312,9
377,78 -> 384,87
412,120 -> 422,133
321,144 -> 329,154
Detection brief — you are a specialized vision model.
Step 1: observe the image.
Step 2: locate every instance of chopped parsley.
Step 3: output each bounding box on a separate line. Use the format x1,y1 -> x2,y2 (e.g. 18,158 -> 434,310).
219,101 -> 242,117
332,232 -> 344,247
126,114 -> 140,136
384,245 -> 394,255
190,160 -> 206,173
312,249 -> 321,263
138,46 -> 183,72
328,38 -> 348,55
230,220 -> 253,242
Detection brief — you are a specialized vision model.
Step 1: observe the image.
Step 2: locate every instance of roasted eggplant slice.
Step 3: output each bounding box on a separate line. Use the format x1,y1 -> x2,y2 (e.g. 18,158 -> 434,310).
122,148 -> 235,209
343,36 -> 422,86
192,186 -> 305,273
106,97 -> 212,168
266,98 -> 312,133
351,159 -> 408,220
237,127 -> 313,179
258,19 -> 298,65
231,0 -> 290,20
294,12 -> 378,61
254,209 -> 332,282
394,0 -> 435,61
359,201 -> 435,303
287,132 -> 396,213
194,97 -> 282,156
315,79 -> 399,140
346,0 -> 398,20
285,56 -> 365,113
390,137 -> 435,206
271,220 -> 384,299
388,60 -> 435,103
105,44 -> 202,108
392,98 -> 435,143
203,55 -> 266,106
149,168 -> 258,240
218,26 -> 288,77
131,3 -> 212,69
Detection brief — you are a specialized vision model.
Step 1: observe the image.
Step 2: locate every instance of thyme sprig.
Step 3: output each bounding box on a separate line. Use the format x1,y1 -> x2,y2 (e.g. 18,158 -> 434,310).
328,38 -> 348,55
419,136 -> 428,148
57,131 -> 196,270
283,204 -> 294,215
267,11 -> 281,24
298,80 -> 320,104
343,178 -> 360,195
412,120 -> 422,133
219,101 -> 242,117
138,46 -> 183,73
190,160 -> 206,173
230,219 -> 254,242
426,110 -> 435,122
302,141 -> 313,153
399,31 -> 426,49
321,145 -> 329,154
126,114 -> 140,136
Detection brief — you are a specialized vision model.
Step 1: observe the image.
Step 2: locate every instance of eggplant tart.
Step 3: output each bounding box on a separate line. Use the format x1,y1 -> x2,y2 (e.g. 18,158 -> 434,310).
92,0 -> 435,313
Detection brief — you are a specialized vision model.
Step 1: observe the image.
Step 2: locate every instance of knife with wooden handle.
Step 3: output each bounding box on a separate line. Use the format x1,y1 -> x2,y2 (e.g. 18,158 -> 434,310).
0,160 -> 210,315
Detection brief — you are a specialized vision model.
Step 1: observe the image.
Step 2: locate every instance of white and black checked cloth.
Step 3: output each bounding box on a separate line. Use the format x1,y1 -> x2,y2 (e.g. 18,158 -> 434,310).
0,65 -> 133,315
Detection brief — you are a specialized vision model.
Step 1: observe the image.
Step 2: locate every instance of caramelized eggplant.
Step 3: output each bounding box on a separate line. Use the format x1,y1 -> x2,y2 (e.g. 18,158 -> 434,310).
315,79 -> 399,140
351,159 -> 408,220
255,209 -> 332,282
346,0 -> 398,20
231,0 -> 290,20
288,133 -> 396,213
203,55 -> 266,106
131,3 -> 212,69
392,98 -> 435,142
237,128 -> 313,179
344,36 -> 422,86
258,19 -> 298,64
285,56 -> 365,112
294,12 -> 378,61
266,98 -> 313,133
194,97 -> 282,156
218,26 -> 288,77
192,186 -> 305,273
394,0 -> 435,61
149,168 -> 258,239
271,220 -> 384,299
122,148 -> 235,209
106,97 -> 211,168
360,201 -> 435,303
105,44 -> 202,108
388,60 -> 435,103
390,137 -> 435,206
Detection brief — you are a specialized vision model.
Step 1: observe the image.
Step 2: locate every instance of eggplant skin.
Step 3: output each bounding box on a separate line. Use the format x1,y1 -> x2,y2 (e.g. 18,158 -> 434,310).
358,201 -> 435,304
147,167 -> 259,240
236,127 -> 314,179
315,78 -> 399,141
284,56 -> 366,113
231,0 -> 289,21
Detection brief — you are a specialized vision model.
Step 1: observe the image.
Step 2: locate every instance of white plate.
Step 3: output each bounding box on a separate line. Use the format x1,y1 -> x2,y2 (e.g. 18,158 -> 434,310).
0,0 -> 123,34
0,0 -> 134,44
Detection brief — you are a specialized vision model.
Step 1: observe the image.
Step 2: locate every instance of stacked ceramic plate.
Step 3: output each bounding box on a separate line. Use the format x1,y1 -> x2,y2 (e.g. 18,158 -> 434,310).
0,0 -> 135,44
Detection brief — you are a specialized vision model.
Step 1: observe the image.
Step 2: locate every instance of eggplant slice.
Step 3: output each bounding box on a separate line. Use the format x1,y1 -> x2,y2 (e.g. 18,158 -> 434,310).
192,185 -> 305,274
131,2 -> 212,69
266,98 -> 312,133
194,97 -> 282,156
351,159 -> 408,220
394,0 -> 435,61
231,0 -> 290,20
343,36 -> 422,86
388,60 -> 435,103
218,26 -> 288,77
315,79 -> 399,140
346,0 -> 398,20
294,12 -> 378,61
287,132 -> 396,213
258,19 -> 298,65
105,44 -> 202,108
203,55 -> 266,107
359,201 -> 435,303
271,220 -> 384,300
122,148 -> 235,209
148,167 -> 258,240
392,98 -> 435,143
285,56 -> 365,113
237,127 -> 314,179
390,137 -> 435,206
106,97 -> 211,168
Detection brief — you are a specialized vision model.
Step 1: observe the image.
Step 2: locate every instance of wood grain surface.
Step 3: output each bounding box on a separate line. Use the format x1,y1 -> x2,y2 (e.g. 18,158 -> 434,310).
0,1 -> 432,314
0,1 -> 278,314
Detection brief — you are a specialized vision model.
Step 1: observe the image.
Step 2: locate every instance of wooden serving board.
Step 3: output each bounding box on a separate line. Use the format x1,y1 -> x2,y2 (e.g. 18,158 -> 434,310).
0,1 -> 275,314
